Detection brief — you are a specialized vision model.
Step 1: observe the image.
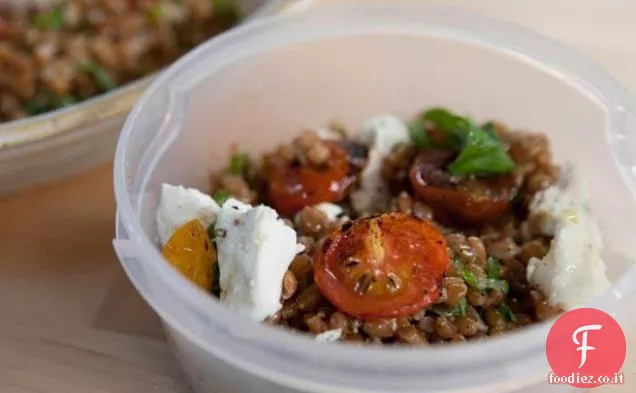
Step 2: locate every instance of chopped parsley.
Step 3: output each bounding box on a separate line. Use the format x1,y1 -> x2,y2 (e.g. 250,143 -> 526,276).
429,297 -> 468,317
77,62 -> 117,91
498,303 -> 517,322
34,7 -> 64,31
229,152 -> 249,176
453,257 -> 509,294
213,189 -> 230,205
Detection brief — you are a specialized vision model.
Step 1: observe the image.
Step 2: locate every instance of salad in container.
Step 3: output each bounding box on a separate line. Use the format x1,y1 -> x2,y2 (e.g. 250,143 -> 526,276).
113,3 -> 636,393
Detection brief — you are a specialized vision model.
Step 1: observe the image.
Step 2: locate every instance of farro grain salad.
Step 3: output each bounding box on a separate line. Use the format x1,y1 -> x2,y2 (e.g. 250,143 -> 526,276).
0,0 -> 238,122
157,108 -> 611,345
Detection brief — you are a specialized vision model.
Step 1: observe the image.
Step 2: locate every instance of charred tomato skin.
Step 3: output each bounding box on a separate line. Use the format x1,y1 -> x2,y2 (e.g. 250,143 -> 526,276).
265,141 -> 363,217
409,150 -> 518,226
314,212 -> 450,320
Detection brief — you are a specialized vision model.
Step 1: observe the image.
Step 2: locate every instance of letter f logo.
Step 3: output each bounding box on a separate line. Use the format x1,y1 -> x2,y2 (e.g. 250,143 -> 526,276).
572,324 -> 602,368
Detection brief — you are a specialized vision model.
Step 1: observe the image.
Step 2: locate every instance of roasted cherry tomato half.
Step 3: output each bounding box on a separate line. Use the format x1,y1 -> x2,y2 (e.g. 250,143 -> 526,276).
265,141 -> 360,217
314,212 -> 450,320
409,150 -> 518,226
162,219 -> 215,291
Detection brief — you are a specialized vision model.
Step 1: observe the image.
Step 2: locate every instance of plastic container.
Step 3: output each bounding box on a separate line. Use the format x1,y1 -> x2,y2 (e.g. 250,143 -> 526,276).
113,3 -> 636,393
0,0 -> 296,196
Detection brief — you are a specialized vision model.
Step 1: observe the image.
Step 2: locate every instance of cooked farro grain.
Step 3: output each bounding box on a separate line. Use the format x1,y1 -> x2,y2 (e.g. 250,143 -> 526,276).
157,107 -> 599,347
295,206 -> 330,237
281,270 -> 298,301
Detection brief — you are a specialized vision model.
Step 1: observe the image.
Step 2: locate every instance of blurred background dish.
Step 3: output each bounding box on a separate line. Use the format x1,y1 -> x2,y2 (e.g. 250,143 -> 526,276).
0,0 -> 294,195
0,0 -> 255,124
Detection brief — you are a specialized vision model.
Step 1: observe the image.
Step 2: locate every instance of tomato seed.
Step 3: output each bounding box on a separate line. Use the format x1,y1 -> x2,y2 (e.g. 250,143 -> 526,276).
387,273 -> 401,292
343,257 -> 360,269
354,273 -> 373,294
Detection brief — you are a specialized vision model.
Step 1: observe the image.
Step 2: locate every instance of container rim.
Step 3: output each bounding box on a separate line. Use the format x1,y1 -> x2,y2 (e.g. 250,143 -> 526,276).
114,3 -> 636,391
0,75 -> 149,149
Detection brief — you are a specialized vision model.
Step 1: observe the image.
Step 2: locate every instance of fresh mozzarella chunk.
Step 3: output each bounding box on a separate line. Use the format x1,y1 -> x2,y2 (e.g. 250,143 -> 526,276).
315,328 -> 343,343
156,183 -> 220,245
350,148 -> 385,213
314,202 -> 345,222
351,115 -> 410,213
315,127 -> 342,140
215,198 -> 301,321
527,164 -> 610,310
357,114 -> 410,155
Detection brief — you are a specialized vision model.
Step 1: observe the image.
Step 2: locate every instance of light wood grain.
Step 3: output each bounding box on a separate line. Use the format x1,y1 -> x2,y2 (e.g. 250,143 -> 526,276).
1,1 -> 635,392
0,164 -> 191,393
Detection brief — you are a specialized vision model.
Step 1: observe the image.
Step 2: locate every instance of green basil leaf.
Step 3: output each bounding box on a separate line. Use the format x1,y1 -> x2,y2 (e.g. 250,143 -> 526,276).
408,120 -> 430,147
77,62 -> 117,91
411,107 -> 515,176
485,256 -> 502,279
229,152 -> 249,176
419,108 -> 469,149
498,303 -> 517,322
34,7 -> 63,30
430,298 -> 468,317
447,122 -> 515,176
424,108 -> 469,145
482,121 -> 498,138
424,108 -> 461,131
213,189 -> 230,205
409,108 -> 468,148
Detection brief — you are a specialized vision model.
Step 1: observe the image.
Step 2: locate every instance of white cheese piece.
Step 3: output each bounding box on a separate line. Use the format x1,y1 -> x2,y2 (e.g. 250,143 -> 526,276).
315,128 -> 342,140
357,115 -> 410,155
314,202 -> 345,222
526,164 -> 611,310
156,183 -> 220,245
215,198 -> 301,321
351,115 -> 410,213
315,328 -> 343,343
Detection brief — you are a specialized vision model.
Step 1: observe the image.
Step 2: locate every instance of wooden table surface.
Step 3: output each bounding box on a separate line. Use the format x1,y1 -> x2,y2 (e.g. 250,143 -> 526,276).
1,1 -> 635,392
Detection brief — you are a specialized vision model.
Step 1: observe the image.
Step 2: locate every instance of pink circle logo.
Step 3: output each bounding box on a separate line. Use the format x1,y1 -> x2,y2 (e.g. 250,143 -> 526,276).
546,308 -> 626,388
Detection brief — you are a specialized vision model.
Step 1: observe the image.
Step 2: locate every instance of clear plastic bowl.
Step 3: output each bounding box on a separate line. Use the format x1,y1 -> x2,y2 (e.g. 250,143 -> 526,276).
113,3 -> 636,393
0,0 -> 291,196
